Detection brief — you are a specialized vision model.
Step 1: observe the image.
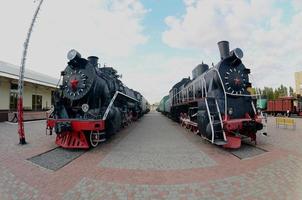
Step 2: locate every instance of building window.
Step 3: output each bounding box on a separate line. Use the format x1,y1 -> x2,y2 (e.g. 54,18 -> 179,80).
9,83 -> 18,110
32,95 -> 42,111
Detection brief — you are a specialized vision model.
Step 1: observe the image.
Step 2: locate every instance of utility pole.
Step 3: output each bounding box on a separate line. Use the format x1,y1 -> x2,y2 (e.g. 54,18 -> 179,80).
18,0 -> 44,144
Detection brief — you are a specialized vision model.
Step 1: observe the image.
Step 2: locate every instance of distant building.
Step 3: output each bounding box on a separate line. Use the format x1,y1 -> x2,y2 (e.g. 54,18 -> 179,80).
295,71 -> 302,95
0,60 -> 58,121
151,103 -> 159,111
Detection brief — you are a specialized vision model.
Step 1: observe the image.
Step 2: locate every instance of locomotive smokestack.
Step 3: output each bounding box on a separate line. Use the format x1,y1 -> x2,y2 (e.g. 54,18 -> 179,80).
217,41 -> 230,60
88,56 -> 99,67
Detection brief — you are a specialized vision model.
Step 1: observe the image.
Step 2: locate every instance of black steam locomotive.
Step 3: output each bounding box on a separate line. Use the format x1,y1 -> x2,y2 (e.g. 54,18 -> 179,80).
159,41 -> 264,148
47,50 -> 149,148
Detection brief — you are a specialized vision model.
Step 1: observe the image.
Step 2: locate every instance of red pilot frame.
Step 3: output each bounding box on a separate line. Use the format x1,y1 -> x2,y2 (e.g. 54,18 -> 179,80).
222,114 -> 262,148
46,119 -> 105,149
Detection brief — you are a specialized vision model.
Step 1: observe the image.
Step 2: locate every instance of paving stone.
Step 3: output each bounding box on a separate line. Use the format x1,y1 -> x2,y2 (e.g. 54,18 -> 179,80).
28,147 -> 85,171
229,144 -> 267,159
0,166 -> 50,200
100,113 -> 216,170
1,114 -> 302,199
257,117 -> 302,154
67,155 -> 302,199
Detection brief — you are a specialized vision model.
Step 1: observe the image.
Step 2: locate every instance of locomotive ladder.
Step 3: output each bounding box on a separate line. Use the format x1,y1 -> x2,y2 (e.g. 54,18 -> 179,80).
205,97 -> 227,145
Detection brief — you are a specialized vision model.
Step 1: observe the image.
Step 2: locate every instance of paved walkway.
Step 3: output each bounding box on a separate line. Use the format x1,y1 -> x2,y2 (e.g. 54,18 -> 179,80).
100,112 -> 216,170
0,112 -> 302,199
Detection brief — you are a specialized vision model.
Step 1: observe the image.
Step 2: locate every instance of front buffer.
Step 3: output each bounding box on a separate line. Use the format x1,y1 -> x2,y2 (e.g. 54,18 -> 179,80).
46,119 -> 105,149
197,107 -> 263,149
222,117 -> 263,148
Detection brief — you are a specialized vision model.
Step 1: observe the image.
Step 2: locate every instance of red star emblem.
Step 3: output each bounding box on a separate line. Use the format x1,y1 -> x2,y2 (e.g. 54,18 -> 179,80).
70,79 -> 79,90
234,77 -> 241,85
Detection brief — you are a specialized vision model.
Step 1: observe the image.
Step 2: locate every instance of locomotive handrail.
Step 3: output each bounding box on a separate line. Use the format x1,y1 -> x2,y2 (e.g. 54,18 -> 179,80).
208,68 -> 259,117
225,93 -> 260,97
251,101 -> 257,114
172,75 -> 206,104
170,66 -> 260,120
171,67 -> 227,120
102,91 -> 138,120
211,68 -> 228,120
102,91 -> 118,120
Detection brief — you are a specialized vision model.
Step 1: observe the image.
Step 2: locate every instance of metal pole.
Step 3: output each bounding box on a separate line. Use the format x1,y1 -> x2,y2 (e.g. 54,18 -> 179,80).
18,0 -> 44,144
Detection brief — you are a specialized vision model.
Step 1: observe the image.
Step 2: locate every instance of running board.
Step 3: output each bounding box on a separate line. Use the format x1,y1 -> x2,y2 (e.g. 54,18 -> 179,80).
201,135 -> 227,146
214,139 -> 227,145
102,91 -> 138,120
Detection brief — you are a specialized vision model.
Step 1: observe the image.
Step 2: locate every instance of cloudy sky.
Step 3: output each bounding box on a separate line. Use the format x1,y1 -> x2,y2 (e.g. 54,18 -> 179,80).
0,0 -> 301,103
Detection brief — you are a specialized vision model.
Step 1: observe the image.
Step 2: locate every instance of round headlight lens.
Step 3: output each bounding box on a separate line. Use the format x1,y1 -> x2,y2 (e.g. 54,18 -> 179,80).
233,48 -> 243,59
82,104 -> 89,113
228,108 -> 233,115
67,49 -> 81,61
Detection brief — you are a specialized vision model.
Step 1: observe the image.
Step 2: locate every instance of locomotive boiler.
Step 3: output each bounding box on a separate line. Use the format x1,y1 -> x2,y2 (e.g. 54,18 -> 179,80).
46,50 -> 149,148
158,41 -> 264,148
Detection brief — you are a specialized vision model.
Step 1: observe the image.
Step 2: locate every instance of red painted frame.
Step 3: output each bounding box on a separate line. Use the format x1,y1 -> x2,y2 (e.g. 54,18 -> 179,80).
47,118 -> 105,149
222,114 -> 262,148
178,112 -> 262,149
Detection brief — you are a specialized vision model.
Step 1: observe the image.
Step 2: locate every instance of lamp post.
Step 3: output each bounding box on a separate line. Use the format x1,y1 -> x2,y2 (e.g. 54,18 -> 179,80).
18,0 -> 44,144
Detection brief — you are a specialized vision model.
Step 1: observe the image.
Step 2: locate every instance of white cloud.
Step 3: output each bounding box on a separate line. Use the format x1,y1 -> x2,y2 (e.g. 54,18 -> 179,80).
2,0 -> 302,103
0,0 -> 148,78
183,0 -> 198,7
162,0 -> 302,90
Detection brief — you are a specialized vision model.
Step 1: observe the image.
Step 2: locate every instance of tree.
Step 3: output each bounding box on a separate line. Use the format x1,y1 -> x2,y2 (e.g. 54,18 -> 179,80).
261,87 -> 274,100
289,86 -> 295,97
259,85 -> 295,100
275,84 -> 288,98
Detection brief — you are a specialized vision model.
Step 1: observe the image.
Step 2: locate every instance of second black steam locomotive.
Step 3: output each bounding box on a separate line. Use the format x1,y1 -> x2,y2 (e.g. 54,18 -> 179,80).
47,50 -> 149,148
158,41 -> 264,148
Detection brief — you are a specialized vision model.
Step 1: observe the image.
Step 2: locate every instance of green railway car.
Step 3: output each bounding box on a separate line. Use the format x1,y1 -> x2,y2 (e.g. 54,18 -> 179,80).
158,95 -> 169,113
257,99 -> 267,110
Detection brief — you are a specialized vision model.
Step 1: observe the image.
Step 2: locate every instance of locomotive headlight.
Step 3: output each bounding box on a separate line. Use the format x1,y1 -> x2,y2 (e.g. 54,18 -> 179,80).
82,104 -> 89,113
233,48 -> 243,59
67,49 -> 81,61
228,108 -> 233,115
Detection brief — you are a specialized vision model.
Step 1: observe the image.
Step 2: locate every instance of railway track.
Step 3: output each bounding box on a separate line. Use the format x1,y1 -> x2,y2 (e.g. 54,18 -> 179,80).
27,147 -> 85,171
228,143 -> 267,159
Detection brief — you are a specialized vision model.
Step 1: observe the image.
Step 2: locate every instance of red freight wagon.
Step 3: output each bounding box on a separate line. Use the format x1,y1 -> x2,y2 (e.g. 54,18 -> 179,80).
266,97 -> 301,116
283,99 -> 293,111
267,101 -> 274,112
275,100 -> 283,111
